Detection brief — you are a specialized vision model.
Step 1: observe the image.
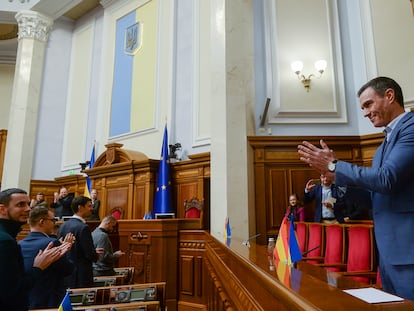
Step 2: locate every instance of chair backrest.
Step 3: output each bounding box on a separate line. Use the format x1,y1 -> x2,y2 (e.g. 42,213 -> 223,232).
111,207 -> 124,220
295,222 -> 307,254
184,197 -> 203,219
306,223 -> 324,260
323,224 -> 345,271
346,225 -> 375,283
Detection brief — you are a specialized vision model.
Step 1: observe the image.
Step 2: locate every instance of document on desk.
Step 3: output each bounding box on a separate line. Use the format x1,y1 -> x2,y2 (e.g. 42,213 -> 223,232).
343,287 -> 404,304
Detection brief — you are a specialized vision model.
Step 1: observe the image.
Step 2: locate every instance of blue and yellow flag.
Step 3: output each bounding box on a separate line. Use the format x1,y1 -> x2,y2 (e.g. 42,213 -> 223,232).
224,217 -> 231,245
84,143 -> 96,198
153,125 -> 173,215
58,292 -> 73,311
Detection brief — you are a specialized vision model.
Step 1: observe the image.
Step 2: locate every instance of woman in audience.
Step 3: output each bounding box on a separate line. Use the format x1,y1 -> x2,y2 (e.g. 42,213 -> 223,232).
285,193 -> 305,222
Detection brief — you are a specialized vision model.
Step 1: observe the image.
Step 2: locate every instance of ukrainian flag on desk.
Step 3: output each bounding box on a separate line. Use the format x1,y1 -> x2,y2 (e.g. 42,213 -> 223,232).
153,125 -> 173,215
83,144 -> 96,198
58,292 -> 73,311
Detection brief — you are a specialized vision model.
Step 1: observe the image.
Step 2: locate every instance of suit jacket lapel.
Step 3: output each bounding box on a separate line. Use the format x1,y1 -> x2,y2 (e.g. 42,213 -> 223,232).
378,112 -> 414,165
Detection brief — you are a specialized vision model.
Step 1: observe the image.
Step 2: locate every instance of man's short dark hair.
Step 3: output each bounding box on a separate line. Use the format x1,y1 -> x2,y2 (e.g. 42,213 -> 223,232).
0,188 -> 27,206
71,196 -> 92,213
357,76 -> 404,107
29,206 -> 50,226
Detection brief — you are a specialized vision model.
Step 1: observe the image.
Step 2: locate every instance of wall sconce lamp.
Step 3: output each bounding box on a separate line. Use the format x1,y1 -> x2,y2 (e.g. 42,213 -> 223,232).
291,59 -> 327,92
169,143 -> 182,161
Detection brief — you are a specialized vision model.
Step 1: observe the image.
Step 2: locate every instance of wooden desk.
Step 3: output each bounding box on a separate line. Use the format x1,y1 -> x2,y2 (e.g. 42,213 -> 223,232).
202,235 -> 414,310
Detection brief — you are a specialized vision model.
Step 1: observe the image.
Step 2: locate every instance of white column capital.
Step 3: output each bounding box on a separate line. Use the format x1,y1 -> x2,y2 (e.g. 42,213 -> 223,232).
15,10 -> 53,42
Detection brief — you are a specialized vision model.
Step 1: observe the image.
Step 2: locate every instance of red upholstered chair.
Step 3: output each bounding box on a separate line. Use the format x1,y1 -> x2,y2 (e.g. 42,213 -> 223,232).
184,198 -> 203,219
341,225 -> 377,284
295,222 -> 307,255
302,223 -> 325,264
110,207 -> 123,220
317,224 -> 346,272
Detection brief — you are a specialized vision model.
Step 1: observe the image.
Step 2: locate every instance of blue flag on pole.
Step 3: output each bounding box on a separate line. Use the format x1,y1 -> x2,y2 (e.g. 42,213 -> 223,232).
153,125 -> 173,215
84,144 -> 96,198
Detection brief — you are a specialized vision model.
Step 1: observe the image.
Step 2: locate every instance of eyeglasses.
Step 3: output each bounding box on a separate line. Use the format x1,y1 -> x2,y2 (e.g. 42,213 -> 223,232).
43,218 -> 57,224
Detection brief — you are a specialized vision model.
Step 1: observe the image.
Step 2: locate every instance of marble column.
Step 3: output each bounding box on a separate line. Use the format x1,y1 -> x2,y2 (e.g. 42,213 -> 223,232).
209,0 -> 256,241
1,10 -> 53,191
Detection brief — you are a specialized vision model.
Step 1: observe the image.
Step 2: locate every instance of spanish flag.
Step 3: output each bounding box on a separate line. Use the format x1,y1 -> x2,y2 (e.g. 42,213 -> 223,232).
58,292 -> 73,311
274,216 -> 302,265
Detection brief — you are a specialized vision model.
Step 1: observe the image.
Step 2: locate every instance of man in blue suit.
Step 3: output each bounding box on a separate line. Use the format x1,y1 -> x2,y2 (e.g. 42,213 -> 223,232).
19,206 -> 75,309
298,76 -> 414,300
303,174 -> 346,223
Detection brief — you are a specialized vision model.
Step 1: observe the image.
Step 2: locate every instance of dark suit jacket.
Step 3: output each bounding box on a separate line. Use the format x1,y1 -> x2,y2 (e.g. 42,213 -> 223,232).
57,217 -> 98,288
303,184 -> 346,223
335,112 -> 414,265
0,219 -> 42,311
19,232 -> 73,308
51,193 -> 75,218
87,200 -> 101,221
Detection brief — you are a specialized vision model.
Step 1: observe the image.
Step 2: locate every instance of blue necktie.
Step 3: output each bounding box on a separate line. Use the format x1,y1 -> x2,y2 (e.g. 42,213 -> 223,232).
380,127 -> 391,164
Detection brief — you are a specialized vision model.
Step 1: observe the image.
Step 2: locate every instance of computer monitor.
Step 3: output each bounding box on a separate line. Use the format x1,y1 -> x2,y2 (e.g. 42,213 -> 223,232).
154,213 -> 175,219
93,277 -> 116,287
69,289 -> 97,305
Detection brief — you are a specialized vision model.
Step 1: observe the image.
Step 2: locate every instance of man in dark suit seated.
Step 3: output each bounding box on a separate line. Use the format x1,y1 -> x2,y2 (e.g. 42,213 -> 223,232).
58,196 -> 103,288
19,206 -> 75,309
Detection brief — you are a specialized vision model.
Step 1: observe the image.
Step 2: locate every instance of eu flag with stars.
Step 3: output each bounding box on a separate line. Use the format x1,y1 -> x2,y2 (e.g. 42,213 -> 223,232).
153,125 -> 173,215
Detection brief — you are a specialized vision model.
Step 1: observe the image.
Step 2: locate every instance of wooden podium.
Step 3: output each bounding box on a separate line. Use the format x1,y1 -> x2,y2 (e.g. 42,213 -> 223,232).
116,218 -> 202,311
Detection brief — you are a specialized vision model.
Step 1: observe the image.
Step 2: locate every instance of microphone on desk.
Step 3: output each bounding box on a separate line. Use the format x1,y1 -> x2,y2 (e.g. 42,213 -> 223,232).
242,233 -> 261,247
301,245 -> 320,256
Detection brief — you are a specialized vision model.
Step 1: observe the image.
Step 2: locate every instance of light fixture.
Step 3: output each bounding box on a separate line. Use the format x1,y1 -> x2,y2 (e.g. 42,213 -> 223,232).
291,59 -> 327,92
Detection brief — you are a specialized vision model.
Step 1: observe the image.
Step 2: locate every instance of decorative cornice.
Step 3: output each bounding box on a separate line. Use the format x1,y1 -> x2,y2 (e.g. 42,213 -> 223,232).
180,240 -> 206,250
99,0 -> 120,9
15,10 -> 53,42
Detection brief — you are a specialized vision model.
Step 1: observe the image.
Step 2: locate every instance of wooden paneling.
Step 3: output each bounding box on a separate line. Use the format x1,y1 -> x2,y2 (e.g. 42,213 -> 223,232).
172,153 -> 210,229
106,187 -> 128,217
178,230 -> 206,308
29,179 -> 59,206
116,219 -> 203,311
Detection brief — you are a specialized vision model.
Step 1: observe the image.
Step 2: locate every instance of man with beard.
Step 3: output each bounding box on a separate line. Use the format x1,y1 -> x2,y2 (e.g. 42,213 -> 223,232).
0,188 -> 71,311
